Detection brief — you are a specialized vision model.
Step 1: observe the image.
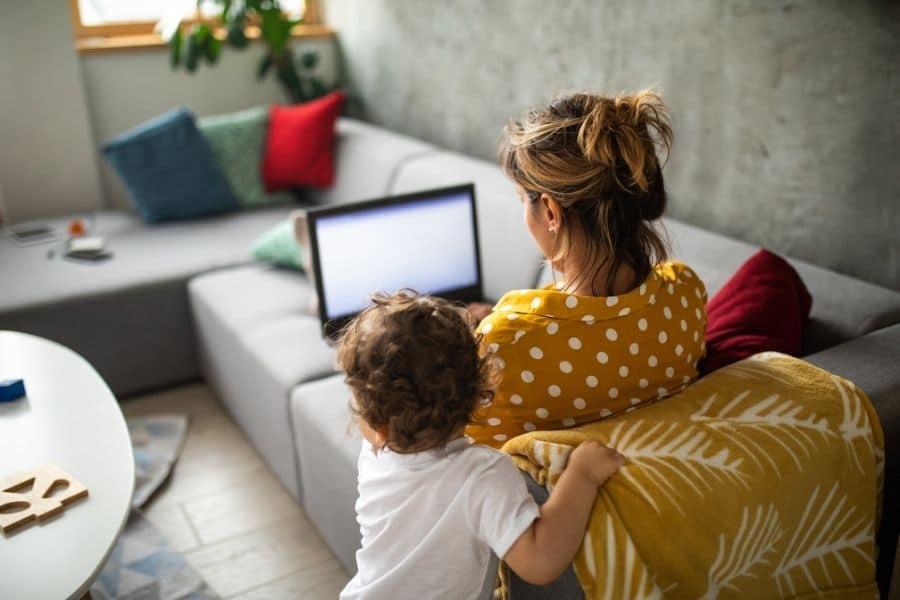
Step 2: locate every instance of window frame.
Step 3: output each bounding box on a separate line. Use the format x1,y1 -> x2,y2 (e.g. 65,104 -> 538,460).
69,0 -> 329,53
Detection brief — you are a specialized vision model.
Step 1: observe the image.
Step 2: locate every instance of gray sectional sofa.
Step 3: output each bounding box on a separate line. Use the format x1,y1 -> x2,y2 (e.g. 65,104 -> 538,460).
2,117 -> 898,595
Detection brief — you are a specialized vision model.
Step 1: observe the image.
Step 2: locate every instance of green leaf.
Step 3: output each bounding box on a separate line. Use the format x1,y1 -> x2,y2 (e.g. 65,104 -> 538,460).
260,8 -> 291,53
219,0 -> 233,21
257,54 -> 272,79
308,77 -> 328,99
226,16 -> 248,48
185,32 -> 200,73
300,51 -> 317,70
205,36 -> 222,64
169,28 -> 183,69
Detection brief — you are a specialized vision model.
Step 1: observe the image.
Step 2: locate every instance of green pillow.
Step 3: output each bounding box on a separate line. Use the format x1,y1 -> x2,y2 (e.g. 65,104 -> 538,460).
252,218 -> 306,269
198,106 -> 294,207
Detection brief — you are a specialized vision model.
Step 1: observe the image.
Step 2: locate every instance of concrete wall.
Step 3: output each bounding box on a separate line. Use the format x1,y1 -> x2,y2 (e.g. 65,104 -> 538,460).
0,1 -> 102,223
323,0 -> 900,291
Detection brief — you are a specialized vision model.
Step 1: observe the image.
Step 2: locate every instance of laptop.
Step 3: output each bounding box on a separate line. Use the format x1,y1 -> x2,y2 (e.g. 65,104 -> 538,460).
307,183 -> 484,339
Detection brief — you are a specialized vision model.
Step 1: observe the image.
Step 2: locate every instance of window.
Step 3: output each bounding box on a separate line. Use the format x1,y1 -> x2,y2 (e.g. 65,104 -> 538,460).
76,0 -> 305,27
69,0 -> 328,53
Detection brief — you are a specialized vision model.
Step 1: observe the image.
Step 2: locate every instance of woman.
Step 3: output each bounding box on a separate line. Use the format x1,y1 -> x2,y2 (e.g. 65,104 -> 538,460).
466,90 -> 708,448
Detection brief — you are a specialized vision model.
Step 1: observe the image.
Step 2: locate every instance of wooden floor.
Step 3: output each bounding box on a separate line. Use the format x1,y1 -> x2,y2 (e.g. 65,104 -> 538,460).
121,384 -> 350,599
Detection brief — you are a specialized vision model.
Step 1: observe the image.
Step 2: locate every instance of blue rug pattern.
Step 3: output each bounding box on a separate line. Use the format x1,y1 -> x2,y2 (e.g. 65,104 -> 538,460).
91,414 -> 220,600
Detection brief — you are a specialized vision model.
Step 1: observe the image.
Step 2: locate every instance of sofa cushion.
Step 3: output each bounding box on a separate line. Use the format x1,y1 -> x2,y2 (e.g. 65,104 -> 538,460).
102,107 -> 239,223
0,207 -> 296,396
188,264 -> 336,499
389,151 -> 544,301
290,374 -> 361,572
251,217 -> 307,270
198,105 -> 294,207
305,119 -> 436,207
702,249 -> 812,373
263,92 -> 345,191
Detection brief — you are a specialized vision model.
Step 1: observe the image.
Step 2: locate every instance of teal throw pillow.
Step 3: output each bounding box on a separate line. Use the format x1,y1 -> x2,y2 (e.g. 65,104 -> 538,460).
198,106 -> 294,207
102,107 -> 239,223
252,218 -> 306,270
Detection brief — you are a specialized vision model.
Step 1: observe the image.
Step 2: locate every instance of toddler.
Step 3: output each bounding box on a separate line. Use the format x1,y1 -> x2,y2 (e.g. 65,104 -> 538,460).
337,291 -> 623,599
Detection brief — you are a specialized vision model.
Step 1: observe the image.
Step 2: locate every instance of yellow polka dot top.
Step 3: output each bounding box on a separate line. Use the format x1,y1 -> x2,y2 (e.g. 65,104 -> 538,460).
466,261 -> 708,448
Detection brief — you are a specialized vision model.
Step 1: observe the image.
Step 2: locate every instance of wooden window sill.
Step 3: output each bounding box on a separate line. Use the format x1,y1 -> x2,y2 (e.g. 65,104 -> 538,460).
75,23 -> 334,54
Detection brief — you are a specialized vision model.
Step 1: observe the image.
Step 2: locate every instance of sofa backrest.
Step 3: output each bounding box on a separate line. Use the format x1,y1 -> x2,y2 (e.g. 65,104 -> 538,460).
305,118 -> 435,207
665,219 -> 900,354
388,151 -> 544,302
535,217 -> 900,355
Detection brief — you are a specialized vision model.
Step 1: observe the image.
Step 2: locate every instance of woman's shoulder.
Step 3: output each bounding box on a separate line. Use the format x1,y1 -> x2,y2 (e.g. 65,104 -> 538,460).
653,261 -> 707,297
476,289 -> 555,339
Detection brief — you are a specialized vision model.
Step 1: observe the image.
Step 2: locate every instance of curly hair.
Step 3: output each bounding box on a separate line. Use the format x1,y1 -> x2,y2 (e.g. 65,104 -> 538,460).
336,291 -> 494,454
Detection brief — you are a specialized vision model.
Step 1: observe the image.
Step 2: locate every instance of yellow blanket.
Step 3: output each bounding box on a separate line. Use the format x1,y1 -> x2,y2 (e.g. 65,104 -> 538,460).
502,353 -> 884,599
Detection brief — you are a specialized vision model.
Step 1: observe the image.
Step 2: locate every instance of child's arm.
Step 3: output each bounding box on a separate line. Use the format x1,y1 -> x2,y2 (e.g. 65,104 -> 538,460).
503,441 -> 624,585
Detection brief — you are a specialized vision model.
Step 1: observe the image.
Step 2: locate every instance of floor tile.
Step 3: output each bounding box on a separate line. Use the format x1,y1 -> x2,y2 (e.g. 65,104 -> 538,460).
182,471 -> 303,545
125,383 -> 349,598
230,559 -> 349,599
185,515 -> 334,597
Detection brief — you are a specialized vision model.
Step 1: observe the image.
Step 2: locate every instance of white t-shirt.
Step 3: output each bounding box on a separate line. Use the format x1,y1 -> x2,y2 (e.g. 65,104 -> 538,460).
340,436 -> 540,600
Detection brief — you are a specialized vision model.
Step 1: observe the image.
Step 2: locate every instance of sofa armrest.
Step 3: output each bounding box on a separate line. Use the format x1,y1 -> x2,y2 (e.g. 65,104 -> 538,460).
804,323 -> 900,598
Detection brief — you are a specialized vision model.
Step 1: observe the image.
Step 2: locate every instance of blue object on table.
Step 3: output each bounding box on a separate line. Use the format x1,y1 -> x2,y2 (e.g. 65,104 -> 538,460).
0,379 -> 26,402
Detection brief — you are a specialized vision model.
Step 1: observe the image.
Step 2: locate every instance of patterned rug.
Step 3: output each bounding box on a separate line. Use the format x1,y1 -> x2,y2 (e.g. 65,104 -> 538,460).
91,415 -> 220,600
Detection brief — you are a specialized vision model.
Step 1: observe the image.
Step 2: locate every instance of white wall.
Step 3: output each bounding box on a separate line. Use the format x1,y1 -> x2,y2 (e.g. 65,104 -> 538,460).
81,38 -> 339,210
0,1 -> 102,223
0,2 -> 339,219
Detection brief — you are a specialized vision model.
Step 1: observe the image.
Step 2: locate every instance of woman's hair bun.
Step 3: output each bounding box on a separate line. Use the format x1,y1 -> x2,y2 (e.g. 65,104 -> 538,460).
576,90 -> 672,196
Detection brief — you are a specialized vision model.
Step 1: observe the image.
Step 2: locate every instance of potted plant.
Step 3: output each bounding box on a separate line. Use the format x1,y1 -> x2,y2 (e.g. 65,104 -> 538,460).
166,0 -> 330,104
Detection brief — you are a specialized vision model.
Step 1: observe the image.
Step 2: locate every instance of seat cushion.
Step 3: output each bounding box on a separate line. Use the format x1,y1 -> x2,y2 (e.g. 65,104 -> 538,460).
305,118 -> 436,207
389,151 -> 544,301
0,207 -> 297,396
189,263 -> 337,499
290,374 -> 362,572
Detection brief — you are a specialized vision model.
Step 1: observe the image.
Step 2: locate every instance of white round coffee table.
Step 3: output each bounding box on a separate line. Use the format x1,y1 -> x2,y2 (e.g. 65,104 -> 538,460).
0,331 -> 134,600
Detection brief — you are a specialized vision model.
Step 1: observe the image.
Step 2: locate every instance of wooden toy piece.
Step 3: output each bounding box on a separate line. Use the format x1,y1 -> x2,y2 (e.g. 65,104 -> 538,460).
0,465 -> 89,534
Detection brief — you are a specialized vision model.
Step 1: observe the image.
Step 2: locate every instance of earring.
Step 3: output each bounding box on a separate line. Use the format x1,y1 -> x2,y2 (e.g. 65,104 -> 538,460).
548,226 -> 557,234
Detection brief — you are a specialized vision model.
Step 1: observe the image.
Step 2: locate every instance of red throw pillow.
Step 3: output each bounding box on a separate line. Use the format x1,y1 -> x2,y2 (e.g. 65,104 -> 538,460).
262,91 -> 345,191
700,249 -> 812,374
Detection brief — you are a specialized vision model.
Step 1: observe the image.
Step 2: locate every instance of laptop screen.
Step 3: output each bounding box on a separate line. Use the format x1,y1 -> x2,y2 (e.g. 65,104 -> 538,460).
307,184 -> 482,334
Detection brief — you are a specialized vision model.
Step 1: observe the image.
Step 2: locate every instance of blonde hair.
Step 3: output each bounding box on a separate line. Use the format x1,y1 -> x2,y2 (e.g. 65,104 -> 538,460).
500,90 -> 673,295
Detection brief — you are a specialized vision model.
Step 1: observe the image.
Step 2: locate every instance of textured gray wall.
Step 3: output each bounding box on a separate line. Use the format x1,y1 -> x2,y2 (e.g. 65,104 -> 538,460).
323,0 -> 900,291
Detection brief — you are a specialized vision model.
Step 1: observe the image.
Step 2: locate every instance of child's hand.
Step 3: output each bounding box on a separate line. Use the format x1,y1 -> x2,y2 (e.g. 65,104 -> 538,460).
567,441 -> 624,486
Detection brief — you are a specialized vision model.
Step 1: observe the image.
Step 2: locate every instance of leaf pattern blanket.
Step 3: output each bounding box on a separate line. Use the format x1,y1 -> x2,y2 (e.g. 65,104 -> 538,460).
501,353 -> 884,599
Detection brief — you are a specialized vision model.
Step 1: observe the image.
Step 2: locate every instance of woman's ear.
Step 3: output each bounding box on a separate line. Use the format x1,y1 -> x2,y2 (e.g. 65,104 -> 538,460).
540,193 -> 563,233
